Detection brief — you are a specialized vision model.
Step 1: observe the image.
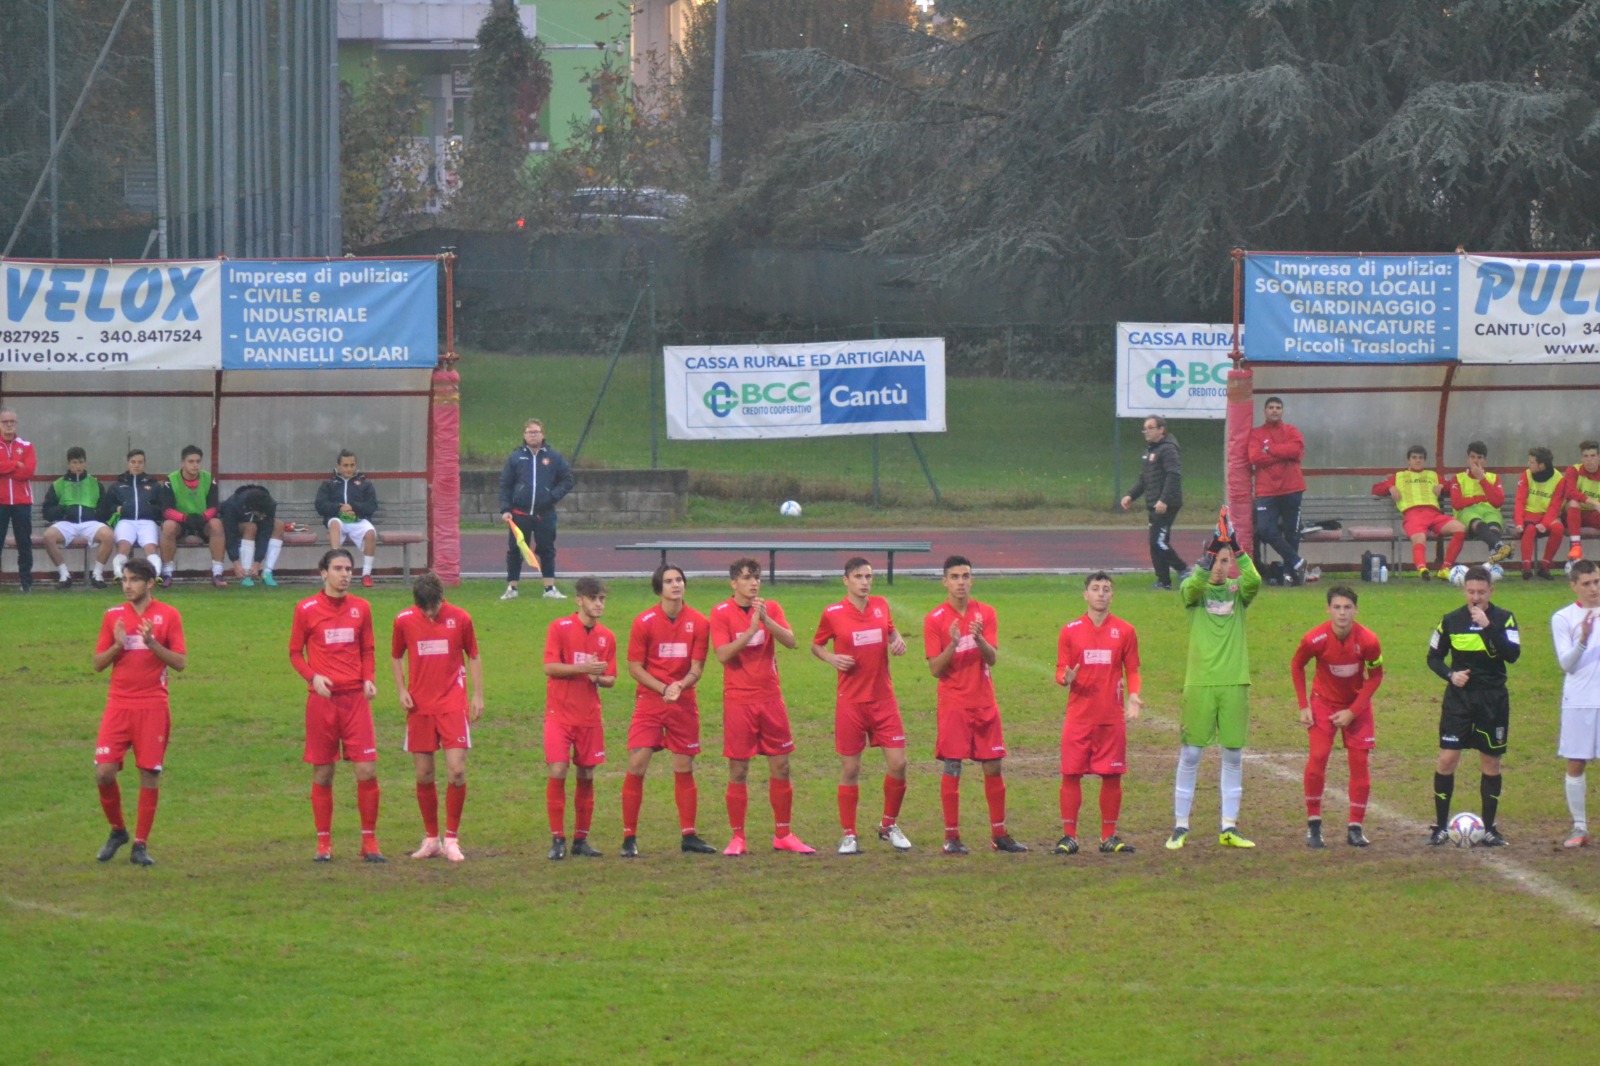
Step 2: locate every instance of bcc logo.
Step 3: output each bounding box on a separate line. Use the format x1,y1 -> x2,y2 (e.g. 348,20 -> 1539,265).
702,381 -> 811,418
1146,360 -> 1228,400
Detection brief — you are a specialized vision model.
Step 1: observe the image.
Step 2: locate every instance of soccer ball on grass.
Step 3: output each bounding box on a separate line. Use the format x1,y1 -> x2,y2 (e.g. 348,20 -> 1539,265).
1447,811 -> 1486,847
779,500 -> 802,518
1448,565 -> 1469,586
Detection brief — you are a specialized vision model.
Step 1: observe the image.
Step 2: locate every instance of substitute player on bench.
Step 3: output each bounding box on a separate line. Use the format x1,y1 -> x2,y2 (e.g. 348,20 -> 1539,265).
391,572 -> 482,863
1551,559 -> 1600,848
41,446 -> 114,589
1291,585 -> 1384,849
1055,571 -> 1141,856
711,558 -> 814,856
92,558 -> 186,866
290,549 -> 382,862
1513,447 -> 1566,580
543,577 -> 616,860
924,555 -> 1025,855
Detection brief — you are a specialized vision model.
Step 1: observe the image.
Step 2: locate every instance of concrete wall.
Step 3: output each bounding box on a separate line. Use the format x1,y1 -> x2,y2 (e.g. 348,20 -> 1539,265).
461,467 -> 687,526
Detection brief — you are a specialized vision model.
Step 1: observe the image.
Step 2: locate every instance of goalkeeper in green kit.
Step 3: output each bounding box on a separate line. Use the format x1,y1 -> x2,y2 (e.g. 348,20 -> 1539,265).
1167,508 -> 1262,850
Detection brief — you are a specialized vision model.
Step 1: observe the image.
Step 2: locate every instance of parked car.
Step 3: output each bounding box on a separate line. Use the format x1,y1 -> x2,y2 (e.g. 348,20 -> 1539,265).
570,186 -> 689,228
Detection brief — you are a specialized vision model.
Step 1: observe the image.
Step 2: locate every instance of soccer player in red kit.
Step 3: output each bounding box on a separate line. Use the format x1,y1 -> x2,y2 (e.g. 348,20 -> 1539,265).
390,572 -> 483,863
543,576 -> 617,860
93,558 -> 186,866
1055,571 -> 1142,855
711,558 -> 814,856
290,548 -> 382,862
924,555 -> 1026,855
1291,584 -> 1385,848
812,557 -> 912,854
622,563 -> 714,857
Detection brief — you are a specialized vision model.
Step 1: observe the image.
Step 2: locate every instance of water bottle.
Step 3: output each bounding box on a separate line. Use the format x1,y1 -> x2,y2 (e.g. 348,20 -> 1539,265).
1379,565 -> 1389,583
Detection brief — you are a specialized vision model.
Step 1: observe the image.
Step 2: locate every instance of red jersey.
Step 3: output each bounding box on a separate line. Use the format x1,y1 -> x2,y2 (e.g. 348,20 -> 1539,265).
544,614 -> 618,725
1291,622 -> 1384,713
628,603 -> 709,711
391,603 -> 478,715
813,595 -> 897,703
1057,613 -> 1140,726
0,434 -> 36,505
1246,420 -> 1306,497
290,591 -> 375,693
97,599 -> 186,700
923,600 -> 999,709
711,598 -> 788,703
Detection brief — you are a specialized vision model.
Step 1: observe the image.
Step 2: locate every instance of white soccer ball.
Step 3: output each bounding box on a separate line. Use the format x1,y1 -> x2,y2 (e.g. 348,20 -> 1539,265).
1488,563 -> 1505,583
1567,558 -> 1580,579
1447,811 -> 1486,847
1448,565 -> 1469,586
779,500 -> 802,518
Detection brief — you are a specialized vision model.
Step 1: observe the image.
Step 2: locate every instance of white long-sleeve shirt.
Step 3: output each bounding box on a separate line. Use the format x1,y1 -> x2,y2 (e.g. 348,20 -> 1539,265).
1551,602 -> 1600,708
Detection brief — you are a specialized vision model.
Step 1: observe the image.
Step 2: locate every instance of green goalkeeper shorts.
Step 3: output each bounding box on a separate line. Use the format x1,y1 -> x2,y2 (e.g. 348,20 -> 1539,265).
1181,685 -> 1250,748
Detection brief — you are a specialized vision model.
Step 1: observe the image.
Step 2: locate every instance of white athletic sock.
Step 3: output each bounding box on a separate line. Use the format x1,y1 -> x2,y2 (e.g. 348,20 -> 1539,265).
362,555 -> 374,576
1566,772 -> 1587,831
92,561 -> 104,578
263,538 -> 283,571
239,542 -> 256,571
211,561 -> 224,577
1221,747 -> 1245,828
162,562 -> 174,576
1174,745 -> 1203,826
58,564 -> 70,580
112,553 -> 127,577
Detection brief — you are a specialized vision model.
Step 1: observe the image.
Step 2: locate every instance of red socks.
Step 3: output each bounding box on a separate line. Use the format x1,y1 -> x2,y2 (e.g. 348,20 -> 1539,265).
1411,542 -> 1428,569
1348,748 -> 1372,825
770,779 -> 793,836
134,786 -> 159,845
98,780 -> 125,831
1305,730 -> 1333,818
445,782 -> 466,837
726,781 -> 748,836
837,784 -> 859,834
621,772 -> 645,836
546,778 -> 567,837
674,771 -> 698,835
984,773 -> 1007,839
1059,775 -> 1082,836
1444,532 -> 1465,566
1098,775 -> 1122,841
940,774 -> 961,840
356,778 -> 380,844
881,774 -> 907,828
417,782 -> 440,837
311,782 -> 334,845
573,778 -> 594,839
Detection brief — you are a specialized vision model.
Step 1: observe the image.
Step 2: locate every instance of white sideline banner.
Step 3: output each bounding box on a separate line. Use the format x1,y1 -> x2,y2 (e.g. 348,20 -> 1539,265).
664,338 -> 946,440
1115,323 -> 1239,420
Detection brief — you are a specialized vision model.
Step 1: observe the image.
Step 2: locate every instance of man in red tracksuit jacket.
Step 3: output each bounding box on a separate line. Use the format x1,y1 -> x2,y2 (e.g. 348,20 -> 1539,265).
1247,396 -> 1308,585
0,407 -> 37,592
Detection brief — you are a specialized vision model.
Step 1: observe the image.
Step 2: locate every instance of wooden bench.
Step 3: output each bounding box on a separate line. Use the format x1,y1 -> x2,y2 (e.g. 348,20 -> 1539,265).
614,540 -> 933,584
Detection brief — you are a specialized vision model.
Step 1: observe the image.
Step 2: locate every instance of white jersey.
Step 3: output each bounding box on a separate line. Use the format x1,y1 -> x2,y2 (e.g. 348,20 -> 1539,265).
1551,603 -> 1600,708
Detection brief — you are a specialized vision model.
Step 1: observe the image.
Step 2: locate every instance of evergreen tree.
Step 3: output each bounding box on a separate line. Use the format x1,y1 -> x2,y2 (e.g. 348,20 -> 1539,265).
454,1 -> 551,228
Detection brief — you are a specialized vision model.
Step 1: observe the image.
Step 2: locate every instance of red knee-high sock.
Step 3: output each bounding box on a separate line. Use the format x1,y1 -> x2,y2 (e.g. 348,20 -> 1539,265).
1305,729 -> 1333,818
1099,775 -> 1123,841
573,778 -> 594,838
881,774 -> 907,828
445,782 -> 465,838
311,782 -> 334,845
1546,521 -> 1567,563
1444,531 -> 1466,566
621,772 -> 645,836
416,782 -> 439,837
356,778 -> 380,844
940,773 -> 961,840
838,784 -> 859,834
134,786 -> 159,845
726,781 -> 748,836
674,771 -> 698,835
984,773 -> 1007,839
1059,775 -> 1082,836
1411,542 -> 1428,569
546,777 -> 567,837
1521,525 -> 1538,565
1347,747 -> 1372,825
1568,506 -> 1583,542
98,780 -> 125,831
770,779 -> 793,836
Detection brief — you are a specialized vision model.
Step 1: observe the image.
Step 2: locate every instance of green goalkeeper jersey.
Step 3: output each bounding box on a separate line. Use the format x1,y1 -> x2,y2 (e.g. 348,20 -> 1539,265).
1181,553 -> 1261,687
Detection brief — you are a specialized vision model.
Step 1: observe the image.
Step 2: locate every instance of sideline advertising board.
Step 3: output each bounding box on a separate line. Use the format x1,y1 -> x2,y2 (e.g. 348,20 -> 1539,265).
1115,323 -> 1237,420
664,338 -> 946,440
0,258 -> 437,371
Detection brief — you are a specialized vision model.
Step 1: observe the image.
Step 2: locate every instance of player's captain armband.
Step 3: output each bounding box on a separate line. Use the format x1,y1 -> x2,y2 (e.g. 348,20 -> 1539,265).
656,641 -> 690,658
1082,649 -> 1113,665
323,627 -> 356,645
852,628 -> 884,647
416,639 -> 450,656
1329,663 -> 1361,677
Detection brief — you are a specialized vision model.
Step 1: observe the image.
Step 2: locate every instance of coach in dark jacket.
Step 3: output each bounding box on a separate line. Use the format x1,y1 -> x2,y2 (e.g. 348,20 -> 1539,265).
498,418 -> 575,600
1119,415 -> 1188,588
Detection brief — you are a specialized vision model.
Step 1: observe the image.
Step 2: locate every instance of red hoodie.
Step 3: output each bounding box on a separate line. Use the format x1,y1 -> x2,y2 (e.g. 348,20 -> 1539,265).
1247,420 -> 1306,497
0,435 -> 36,506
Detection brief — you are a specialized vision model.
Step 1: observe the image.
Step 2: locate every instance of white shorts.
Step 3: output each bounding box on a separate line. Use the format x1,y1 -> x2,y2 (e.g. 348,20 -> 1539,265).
1558,705 -> 1600,761
49,520 -> 108,544
328,516 -> 377,548
115,519 -> 160,548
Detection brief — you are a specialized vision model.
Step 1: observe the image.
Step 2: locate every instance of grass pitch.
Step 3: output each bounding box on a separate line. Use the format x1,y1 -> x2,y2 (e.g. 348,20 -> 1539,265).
5,573 -> 1598,1063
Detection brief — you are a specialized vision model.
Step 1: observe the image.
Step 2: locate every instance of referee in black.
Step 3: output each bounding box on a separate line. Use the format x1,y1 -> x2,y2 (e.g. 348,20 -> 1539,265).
1426,564 -> 1521,847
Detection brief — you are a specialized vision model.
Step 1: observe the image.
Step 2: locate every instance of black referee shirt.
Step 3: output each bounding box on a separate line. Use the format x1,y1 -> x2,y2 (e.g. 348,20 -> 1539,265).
1427,602 -> 1520,689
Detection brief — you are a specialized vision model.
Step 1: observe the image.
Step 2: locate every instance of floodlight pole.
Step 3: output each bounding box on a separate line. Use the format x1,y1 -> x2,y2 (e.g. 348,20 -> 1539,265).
47,0 -> 60,257
709,0 -> 727,183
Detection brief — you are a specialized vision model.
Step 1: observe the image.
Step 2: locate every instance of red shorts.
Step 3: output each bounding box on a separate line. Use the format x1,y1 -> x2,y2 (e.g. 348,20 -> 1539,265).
545,715 -> 607,767
1060,717 -> 1127,777
404,709 -> 471,753
835,698 -> 906,756
1571,508 -> 1600,533
1402,507 -> 1456,538
95,698 -> 171,771
934,703 -> 1007,762
1309,697 -> 1376,750
627,699 -> 701,756
304,690 -> 378,764
723,698 -> 796,759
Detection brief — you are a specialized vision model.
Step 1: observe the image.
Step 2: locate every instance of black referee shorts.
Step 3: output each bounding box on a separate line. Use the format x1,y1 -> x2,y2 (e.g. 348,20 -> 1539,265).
1438,685 -> 1510,754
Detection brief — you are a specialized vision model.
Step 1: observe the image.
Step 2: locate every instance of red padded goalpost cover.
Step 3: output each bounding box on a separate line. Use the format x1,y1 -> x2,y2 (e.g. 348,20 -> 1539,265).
430,366 -> 462,585
1226,366 -> 1254,557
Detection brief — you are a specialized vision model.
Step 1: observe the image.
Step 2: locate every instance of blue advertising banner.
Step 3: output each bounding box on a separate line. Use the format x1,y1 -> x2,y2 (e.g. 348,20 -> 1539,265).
1243,254 -> 1457,363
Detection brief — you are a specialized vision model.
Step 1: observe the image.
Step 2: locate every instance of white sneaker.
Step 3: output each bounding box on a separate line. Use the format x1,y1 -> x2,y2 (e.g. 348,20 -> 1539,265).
499,585 -> 519,601
410,836 -> 442,860
542,586 -> 566,599
441,836 -> 465,863
837,832 -> 860,855
877,823 -> 913,851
